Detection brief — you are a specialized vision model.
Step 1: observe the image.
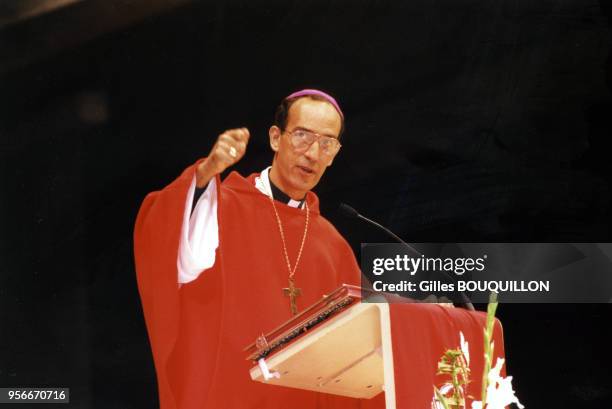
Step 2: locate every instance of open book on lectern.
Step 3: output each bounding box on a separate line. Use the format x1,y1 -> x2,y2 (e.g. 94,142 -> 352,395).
243,285 -> 397,403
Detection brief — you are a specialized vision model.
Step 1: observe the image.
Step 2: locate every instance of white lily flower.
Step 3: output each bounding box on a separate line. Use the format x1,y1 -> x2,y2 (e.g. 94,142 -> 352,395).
460,331 -> 470,365
432,399 -> 446,409
482,358 -> 525,409
471,401 -> 483,409
431,384 -> 452,409
439,383 -> 453,395
431,383 -> 456,409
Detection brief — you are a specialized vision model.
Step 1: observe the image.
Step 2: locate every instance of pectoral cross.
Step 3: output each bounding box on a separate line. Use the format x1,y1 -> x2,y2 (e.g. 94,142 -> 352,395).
283,277 -> 302,316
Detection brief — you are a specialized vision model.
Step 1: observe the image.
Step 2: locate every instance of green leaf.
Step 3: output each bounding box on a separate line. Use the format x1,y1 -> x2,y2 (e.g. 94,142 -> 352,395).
434,387 -> 452,409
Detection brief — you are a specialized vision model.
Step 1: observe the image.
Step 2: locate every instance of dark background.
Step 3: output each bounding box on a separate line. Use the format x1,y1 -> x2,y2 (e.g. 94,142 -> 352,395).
1,0 -> 612,407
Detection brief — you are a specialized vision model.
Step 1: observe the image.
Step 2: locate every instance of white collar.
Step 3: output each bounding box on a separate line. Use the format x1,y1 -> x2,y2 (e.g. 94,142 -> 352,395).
255,167 -> 303,209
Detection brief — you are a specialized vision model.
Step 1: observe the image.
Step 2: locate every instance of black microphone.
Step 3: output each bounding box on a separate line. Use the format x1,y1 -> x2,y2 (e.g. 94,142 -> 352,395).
339,203 -> 475,310
338,203 -> 420,255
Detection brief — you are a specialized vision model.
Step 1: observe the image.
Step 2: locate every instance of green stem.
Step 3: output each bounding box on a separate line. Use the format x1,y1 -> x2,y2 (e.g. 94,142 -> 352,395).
481,292 -> 498,406
434,387 -> 452,409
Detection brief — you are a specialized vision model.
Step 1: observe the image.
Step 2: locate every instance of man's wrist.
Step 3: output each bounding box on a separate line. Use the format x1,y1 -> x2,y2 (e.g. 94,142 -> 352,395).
196,159 -> 216,188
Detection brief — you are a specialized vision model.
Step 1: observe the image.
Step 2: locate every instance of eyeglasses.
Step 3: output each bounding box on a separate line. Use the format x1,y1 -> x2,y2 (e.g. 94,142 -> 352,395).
285,128 -> 342,157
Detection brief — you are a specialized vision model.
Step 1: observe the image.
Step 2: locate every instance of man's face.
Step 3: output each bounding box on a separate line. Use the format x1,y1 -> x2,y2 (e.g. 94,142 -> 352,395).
269,98 -> 342,199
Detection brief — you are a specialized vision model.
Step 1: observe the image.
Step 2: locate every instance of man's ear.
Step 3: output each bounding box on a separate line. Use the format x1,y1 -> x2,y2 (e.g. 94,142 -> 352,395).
269,126 -> 281,152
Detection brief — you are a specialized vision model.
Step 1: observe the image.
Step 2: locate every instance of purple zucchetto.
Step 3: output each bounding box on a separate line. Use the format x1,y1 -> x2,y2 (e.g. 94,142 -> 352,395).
285,89 -> 344,120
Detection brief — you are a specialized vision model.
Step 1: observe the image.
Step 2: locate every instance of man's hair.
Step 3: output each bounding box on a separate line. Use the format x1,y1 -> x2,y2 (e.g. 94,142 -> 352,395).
273,95 -> 345,139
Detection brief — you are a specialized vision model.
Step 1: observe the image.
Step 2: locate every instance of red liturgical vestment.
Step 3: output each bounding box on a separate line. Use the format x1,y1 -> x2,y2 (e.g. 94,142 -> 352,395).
134,162 -> 505,409
134,162 -> 383,408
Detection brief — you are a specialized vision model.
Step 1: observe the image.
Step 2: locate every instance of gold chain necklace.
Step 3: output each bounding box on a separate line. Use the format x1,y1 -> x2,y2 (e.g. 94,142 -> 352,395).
268,196 -> 309,316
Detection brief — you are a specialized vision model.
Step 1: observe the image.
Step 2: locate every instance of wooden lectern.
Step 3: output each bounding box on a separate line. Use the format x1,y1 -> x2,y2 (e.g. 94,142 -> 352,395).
244,285 -> 398,409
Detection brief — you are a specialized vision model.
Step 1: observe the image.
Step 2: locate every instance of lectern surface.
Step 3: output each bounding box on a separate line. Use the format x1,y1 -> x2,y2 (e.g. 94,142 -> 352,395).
249,303 -> 388,399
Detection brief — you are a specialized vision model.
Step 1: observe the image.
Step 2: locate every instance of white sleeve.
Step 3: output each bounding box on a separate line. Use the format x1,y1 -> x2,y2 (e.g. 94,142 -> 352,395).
177,175 -> 219,284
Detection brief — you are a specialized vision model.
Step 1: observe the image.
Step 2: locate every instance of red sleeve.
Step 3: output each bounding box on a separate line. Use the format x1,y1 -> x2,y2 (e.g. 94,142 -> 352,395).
338,237 -> 363,287
133,160 -> 220,409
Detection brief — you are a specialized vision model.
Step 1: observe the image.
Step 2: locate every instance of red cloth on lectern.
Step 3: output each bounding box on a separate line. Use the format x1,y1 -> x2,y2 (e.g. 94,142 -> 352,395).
389,304 -> 505,409
134,162 -> 505,409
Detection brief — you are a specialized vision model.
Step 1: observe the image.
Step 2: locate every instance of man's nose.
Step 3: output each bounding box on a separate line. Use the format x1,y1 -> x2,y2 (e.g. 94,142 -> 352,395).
303,140 -> 321,161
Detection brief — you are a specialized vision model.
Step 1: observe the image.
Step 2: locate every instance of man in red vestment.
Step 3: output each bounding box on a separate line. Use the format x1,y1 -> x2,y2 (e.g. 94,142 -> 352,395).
134,90 -> 386,408
133,90 -> 506,409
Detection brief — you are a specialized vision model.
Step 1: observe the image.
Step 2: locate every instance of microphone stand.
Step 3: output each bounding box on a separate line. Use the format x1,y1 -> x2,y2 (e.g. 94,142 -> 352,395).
339,203 -> 475,311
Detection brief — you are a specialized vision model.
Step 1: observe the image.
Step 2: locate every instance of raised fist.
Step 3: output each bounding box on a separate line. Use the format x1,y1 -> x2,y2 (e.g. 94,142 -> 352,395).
197,128 -> 250,187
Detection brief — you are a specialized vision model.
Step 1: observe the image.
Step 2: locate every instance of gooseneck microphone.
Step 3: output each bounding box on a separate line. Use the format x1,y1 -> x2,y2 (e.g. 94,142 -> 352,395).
339,203 -> 475,311
338,203 -> 421,255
